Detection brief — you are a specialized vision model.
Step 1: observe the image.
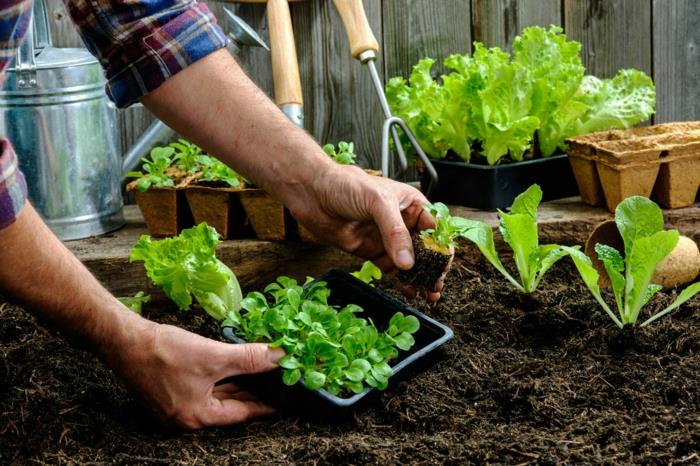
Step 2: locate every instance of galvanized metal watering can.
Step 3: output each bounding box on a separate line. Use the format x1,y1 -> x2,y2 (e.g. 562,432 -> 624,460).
0,0 -> 124,240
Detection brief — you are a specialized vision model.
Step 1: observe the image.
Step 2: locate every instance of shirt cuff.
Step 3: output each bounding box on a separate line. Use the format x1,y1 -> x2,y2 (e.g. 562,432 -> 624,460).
106,3 -> 229,108
0,139 -> 28,229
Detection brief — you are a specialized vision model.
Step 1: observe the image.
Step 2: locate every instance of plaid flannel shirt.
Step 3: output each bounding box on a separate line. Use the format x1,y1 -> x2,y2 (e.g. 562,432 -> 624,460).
0,0 -> 227,228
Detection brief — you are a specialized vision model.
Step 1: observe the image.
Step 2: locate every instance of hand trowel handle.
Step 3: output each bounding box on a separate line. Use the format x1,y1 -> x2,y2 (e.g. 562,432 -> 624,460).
333,0 -> 379,60
268,0 -> 304,126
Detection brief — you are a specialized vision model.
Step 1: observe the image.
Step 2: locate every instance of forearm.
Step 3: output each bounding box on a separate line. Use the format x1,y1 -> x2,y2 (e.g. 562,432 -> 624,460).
0,204 -> 152,357
141,49 -> 337,212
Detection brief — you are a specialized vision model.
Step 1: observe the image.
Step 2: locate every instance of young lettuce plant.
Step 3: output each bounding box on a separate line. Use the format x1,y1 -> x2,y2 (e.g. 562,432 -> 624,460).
195,155 -> 245,188
125,146 -> 176,192
130,223 -> 243,320
323,141 -> 357,165
564,196 -> 700,328
169,139 -> 205,174
223,277 -> 420,395
397,202 -> 472,290
460,184 -> 571,293
351,261 -> 382,286
117,291 -> 151,315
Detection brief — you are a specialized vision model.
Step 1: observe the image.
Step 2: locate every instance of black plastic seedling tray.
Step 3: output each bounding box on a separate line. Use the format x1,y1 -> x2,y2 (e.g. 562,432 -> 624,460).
420,153 -> 578,210
221,270 -> 453,418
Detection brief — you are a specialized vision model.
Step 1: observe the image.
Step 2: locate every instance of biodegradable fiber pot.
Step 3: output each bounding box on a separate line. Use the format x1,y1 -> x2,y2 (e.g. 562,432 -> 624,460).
567,122 -> 700,212
221,270 -> 454,417
585,220 -> 700,289
420,154 -> 578,210
133,187 -> 193,238
185,186 -> 247,240
238,188 -> 288,241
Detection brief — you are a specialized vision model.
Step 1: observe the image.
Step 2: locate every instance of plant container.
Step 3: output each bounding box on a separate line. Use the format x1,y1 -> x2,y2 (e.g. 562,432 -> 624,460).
133,187 -> 193,237
566,122 -> 700,212
419,153 -> 577,210
184,185 -> 248,239
221,270 -> 454,417
238,188 -> 288,241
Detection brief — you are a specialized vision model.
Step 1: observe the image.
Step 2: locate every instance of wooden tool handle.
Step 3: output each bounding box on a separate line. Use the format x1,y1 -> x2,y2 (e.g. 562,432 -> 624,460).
332,0 -> 379,59
267,0 -> 303,106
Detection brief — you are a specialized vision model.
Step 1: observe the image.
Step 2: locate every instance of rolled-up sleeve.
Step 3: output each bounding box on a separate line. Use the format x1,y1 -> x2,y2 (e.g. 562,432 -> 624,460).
0,140 -> 28,229
65,0 -> 229,108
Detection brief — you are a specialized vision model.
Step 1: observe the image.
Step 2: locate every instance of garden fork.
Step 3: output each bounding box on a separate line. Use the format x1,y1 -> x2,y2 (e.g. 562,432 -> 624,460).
332,0 -> 437,195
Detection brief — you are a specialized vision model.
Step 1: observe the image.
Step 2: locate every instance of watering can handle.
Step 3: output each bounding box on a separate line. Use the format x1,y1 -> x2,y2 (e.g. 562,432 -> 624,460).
333,0 -> 379,59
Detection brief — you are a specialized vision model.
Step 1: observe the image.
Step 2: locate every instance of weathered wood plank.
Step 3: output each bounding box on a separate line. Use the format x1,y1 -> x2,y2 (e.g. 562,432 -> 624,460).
564,0 -> 652,78
290,1 -> 384,170
652,0 -> 700,123
69,206 -> 362,297
46,0 -> 83,48
471,0 -> 562,50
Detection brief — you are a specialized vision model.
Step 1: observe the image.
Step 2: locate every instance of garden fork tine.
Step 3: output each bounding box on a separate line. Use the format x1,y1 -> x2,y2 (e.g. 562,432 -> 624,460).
333,0 -> 437,195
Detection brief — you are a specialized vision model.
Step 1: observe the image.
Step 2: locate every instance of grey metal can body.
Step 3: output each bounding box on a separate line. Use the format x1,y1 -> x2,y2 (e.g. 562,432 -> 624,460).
0,47 -> 124,240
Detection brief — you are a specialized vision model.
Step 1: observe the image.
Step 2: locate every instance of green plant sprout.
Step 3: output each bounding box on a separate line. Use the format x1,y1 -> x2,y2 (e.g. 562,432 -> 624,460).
195,155 -> 245,188
351,261 -> 383,286
169,139 -> 205,174
125,146 -> 176,192
323,141 -> 357,165
130,223 -> 243,321
223,277 -> 419,395
459,184 -> 571,293
563,196 -> 700,328
117,291 -> 151,315
420,202 -> 474,249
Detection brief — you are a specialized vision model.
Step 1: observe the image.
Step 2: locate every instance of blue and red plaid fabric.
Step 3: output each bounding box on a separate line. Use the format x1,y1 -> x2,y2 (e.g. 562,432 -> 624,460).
0,0 -> 228,229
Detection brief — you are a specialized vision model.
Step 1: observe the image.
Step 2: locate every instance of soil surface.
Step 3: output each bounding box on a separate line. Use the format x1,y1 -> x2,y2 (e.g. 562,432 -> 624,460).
1,253 -> 699,465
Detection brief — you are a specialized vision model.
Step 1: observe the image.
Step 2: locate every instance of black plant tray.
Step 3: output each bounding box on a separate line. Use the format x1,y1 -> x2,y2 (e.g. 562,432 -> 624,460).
221,270 -> 453,418
420,153 -> 577,210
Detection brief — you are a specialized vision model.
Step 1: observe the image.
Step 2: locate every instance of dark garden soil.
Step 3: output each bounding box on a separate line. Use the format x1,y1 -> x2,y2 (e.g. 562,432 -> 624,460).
1,252 -> 699,465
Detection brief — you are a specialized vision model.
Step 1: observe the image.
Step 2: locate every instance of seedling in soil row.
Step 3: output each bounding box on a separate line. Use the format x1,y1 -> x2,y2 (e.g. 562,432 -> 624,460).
117,291 -> 151,315
194,154 -> 246,188
564,196 -> 700,328
459,184 -> 571,293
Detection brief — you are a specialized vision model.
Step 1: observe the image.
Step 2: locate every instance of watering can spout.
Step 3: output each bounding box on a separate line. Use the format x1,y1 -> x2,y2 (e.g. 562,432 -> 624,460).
122,10 -> 268,177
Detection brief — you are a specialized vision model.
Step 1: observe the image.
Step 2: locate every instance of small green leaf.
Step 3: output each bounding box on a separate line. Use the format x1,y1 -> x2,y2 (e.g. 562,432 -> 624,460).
392,332 -> 415,351
304,370 -> 326,390
345,368 -> 365,382
279,355 -> 302,370
282,369 -> 301,386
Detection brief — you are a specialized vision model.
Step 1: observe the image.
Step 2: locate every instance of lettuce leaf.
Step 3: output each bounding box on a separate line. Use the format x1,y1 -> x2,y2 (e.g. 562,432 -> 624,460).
130,223 -> 242,321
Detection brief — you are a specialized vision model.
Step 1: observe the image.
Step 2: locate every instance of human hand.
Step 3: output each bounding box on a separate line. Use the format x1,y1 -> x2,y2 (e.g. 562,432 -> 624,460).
107,319 -> 283,429
289,164 -> 445,301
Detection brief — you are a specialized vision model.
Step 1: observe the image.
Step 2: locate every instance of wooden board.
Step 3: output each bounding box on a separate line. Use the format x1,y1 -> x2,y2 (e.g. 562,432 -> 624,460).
653,0 -> 700,123
69,201 -> 700,298
471,0 -> 562,50
564,0 -> 652,79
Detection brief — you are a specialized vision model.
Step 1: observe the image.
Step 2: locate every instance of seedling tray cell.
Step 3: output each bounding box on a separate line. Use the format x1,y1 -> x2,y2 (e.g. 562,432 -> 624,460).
221,270 -> 453,418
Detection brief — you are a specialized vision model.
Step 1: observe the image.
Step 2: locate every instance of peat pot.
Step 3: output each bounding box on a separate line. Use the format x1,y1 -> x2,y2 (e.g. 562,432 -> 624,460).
419,153 -> 578,210
222,270 -> 454,417
0,5 -> 124,240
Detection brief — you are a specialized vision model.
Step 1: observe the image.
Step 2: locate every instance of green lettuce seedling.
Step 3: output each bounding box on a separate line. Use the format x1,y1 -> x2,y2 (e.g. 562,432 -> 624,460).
117,291 -> 151,315
125,146 -> 176,192
169,139 -> 205,174
223,277 -> 419,395
421,202 -> 474,249
323,141 -> 357,165
459,185 -> 571,293
195,155 -> 245,188
564,196 -> 700,328
351,261 -> 382,286
130,224 -> 243,321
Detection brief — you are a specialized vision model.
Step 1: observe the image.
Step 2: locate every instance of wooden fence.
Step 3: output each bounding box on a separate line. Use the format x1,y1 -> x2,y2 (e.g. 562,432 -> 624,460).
49,0 -> 699,173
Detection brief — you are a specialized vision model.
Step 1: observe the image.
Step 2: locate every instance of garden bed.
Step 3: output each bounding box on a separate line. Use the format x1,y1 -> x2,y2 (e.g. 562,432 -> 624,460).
1,251 -> 698,464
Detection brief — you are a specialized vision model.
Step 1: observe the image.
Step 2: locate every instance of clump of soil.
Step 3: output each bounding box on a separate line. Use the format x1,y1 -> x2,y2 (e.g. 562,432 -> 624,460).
396,236 -> 452,290
1,254 -> 699,464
